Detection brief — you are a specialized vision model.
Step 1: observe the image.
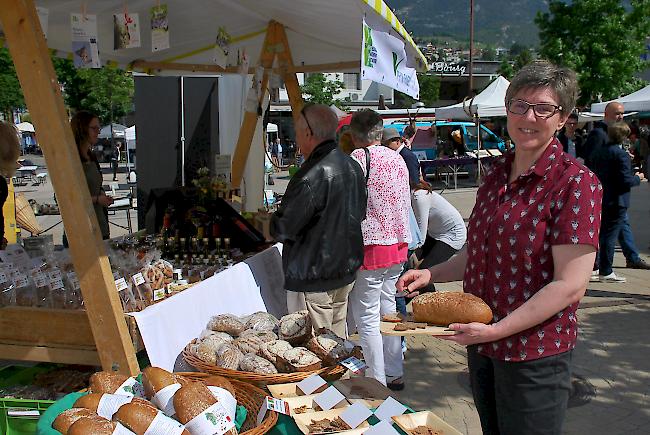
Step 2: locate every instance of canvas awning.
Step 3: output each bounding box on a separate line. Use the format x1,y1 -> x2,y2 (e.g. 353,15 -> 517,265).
590,84 -> 650,113
9,0 -> 427,74
435,76 -> 510,120
16,121 -> 35,132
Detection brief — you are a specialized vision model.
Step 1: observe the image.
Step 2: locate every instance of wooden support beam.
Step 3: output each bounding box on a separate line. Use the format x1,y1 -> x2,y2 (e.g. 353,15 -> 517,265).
231,21 -> 278,189
0,343 -> 101,366
130,59 -> 360,75
275,22 -> 305,126
0,0 -> 139,375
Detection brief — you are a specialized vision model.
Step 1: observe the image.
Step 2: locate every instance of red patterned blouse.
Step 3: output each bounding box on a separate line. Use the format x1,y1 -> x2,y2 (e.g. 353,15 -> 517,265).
464,140 -> 602,362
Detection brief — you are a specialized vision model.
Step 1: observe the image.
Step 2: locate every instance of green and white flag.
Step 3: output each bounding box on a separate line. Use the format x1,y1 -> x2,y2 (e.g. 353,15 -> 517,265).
361,19 -> 419,99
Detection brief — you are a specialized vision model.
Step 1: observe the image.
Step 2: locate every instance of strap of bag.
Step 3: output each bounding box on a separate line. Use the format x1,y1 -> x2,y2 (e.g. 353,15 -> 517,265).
363,147 -> 370,183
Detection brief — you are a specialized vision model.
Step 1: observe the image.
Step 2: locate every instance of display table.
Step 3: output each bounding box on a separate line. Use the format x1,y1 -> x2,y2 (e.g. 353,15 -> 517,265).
130,243 -> 288,371
420,156 -> 475,189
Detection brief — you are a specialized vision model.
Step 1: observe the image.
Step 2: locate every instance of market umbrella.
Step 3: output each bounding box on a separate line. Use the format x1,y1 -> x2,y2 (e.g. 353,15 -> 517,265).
16,122 -> 35,132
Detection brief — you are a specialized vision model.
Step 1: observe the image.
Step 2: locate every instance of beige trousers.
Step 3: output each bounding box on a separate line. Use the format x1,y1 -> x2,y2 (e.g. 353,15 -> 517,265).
287,283 -> 354,338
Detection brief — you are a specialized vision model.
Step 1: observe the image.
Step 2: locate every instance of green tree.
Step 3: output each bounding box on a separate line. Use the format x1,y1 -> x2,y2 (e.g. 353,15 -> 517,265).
395,73 -> 440,108
497,59 -> 515,79
300,73 -> 346,109
52,57 -> 89,111
513,49 -> 533,72
536,0 -> 650,105
481,45 -> 497,61
0,47 -> 24,120
78,65 -> 134,124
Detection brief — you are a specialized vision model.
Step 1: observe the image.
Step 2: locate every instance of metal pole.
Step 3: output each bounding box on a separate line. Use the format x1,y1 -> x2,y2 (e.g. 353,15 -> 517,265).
468,0 -> 474,97
476,114 -> 481,184
180,76 -> 186,186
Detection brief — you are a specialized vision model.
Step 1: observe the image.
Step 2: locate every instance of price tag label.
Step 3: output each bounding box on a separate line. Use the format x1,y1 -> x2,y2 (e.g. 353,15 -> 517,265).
0,271 -> 7,284
13,274 -> 29,288
340,356 -> 366,374
32,271 -> 48,288
132,272 -> 145,286
257,396 -> 290,426
114,278 -> 128,292
153,288 -> 166,301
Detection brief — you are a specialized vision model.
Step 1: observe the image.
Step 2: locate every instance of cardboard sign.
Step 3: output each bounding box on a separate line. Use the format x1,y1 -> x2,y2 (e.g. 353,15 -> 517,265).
313,386 -> 346,412
374,396 -> 408,422
340,356 -> 366,374
296,374 -> 327,396
339,402 -> 373,429
363,420 -> 401,435
256,396 -> 290,426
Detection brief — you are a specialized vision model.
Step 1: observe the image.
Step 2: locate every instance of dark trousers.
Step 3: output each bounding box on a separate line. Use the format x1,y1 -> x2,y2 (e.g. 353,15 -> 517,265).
419,237 -> 458,270
599,205 -> 627,275
467,346 -> 572,435
112,159 -> 119,180
618,212 -> 640,263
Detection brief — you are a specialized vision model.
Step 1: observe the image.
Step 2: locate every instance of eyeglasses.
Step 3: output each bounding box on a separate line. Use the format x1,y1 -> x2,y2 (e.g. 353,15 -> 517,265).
89,126 -> 101,132
507,99 -> 563,119
301,104 -> 314,136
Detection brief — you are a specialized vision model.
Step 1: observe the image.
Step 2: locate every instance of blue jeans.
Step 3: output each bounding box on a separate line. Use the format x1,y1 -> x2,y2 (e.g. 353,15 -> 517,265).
600,206 -> 627,275
618,212 -> 641,263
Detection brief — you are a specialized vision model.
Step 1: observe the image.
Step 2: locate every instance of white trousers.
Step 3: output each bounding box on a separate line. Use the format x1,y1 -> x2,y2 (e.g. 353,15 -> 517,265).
349,263 -> 404,385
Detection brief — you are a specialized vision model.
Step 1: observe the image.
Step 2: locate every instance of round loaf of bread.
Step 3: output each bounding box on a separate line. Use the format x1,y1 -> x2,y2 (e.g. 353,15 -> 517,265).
89,371 -> 128,394
52,408 -> 95,434
278,310 -> 312,344
193,336 -> 232,365
239,353 -> 278,374
233,335 -> 265,354
239,328 -> 277,342
244,311 -> 279,332
258,340 -> 293,367
72,393 -> 103,412
306,329 -> 347,365
142,366 -> 177,399
207,314 -> 246,336
412,292 -> 493,325
173,382 -> 217,424
198,330 -> 234,342
67,415 -> 118,435
278,347 -> 322,372
215,342 -> 243,370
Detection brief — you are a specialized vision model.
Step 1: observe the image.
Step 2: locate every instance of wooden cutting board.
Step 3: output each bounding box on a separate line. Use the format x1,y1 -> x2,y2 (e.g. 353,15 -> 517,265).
380,321 -> 458,336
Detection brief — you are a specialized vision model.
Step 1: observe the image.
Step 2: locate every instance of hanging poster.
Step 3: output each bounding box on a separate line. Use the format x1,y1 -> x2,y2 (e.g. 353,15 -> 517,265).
36,7 -> 48,39
361,19 -> 419,99
150,4 -> 169,52
71,13 -> 101,68
213,27 -> 231,68
114,12 -> 141,49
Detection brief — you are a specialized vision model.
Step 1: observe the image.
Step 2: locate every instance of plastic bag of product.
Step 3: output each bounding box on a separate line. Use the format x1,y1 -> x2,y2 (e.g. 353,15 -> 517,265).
244,311 -> 280,333
48,267 -> 67,309
13,271 -> 36,307
130,270 -> 153,310
0,267 -> 14,307
113,272 -> 138,313
28,265 -> 51,308
63,270 -> 84,309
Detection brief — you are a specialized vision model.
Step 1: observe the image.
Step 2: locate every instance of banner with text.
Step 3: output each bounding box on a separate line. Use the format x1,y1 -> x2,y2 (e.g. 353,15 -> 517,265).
361,19 -> 419,99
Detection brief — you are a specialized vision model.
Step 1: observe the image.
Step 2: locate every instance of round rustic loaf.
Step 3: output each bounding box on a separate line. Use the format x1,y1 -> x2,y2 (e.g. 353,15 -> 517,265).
52,408 -> 95,434
198,329 -> 234,342
89,371 -> 128,394
215,341 -> 243,370
207,314 -> 246,336
239,353 -> 278,374
239,328 -> 278,342
244,311 -> 279,332
67,415 -> 118,435
278,310 -> 312,344
412,292 -> 493,325
258,339 -> 293,366
306,329 -> 348,365
277,347 -> 322,372
233,334 -> 265,354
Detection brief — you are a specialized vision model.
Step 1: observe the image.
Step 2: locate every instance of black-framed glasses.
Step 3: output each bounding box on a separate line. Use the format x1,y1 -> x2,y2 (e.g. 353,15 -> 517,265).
301,104 -> 314,136
507,99 -> 563,119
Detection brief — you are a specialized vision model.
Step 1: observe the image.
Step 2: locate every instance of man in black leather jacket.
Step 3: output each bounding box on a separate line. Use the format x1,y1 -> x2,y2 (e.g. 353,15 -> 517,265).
271,104 -> 367,338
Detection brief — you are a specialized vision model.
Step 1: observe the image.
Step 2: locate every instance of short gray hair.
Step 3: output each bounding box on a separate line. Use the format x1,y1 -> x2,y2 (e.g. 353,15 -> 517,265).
301,104 -> 338,141
505,60 -> 578,115
349,109 -> 383,145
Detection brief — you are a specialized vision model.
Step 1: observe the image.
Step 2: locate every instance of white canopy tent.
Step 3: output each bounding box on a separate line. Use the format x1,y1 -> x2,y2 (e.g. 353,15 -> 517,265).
591,84 -> 650,113
98,123 -> 127,139
16,121 -> 35,132
435,76 -> 511,120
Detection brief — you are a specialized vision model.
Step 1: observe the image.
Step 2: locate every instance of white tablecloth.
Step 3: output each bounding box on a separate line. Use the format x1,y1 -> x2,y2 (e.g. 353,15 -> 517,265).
131,244 -> 287,371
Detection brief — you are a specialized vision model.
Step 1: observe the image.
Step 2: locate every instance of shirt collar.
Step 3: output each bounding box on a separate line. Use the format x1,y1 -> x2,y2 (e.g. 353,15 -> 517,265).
395,143 -> 405,154
504,137 -> 562,180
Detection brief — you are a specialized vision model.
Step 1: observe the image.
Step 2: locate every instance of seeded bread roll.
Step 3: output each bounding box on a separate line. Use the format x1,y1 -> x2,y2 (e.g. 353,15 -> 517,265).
233,335 -> 265,354
244,311 -> 279,332
239,353 -> 278,374
207,314 -> 246,336
239,328 -> 277,342
277,347 -> 322,372
142,367 -> 177,399
258,340 -> 293,367
412,292 -> 493,325
215,342 -> 243,370
278,311 -> 312,344
173,382 -> 216,424
306,329 -> 348,365
89,371 -> 129,394
52,408 -> 95,434
67,415 -> 120,435
113,400 -> 190,435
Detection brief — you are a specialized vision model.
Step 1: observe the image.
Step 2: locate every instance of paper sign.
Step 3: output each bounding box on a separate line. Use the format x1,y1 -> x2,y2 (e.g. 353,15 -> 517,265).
296,374 -> 327,396
184,402 -> 234,435
150,4 -> 169,52
363,420 -> 401,435
340,402 -> 373,429
132,273 -> 146,286
340,357 -> 366,374
373,396 -> 407,422
313,386 -> 346,412
256,396 -> 290,426
114,12 -> 141,49
71,13 -> 101,68
115,278 -> 128,292
213,27 -> 231,67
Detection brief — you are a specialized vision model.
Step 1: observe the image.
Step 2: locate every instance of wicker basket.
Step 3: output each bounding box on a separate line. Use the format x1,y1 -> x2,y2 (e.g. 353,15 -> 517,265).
183,340 -> 348,385
176,372 -> 278,435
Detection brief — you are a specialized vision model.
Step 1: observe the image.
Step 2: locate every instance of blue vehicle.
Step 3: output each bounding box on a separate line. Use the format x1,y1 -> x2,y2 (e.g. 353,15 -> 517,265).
385,120 -> 505,160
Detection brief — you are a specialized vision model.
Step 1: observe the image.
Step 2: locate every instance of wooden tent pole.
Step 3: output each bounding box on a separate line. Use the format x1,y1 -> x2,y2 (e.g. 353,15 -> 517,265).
275,23 -> 305,125
231,21 -> 278,189
0,0 -> 139,375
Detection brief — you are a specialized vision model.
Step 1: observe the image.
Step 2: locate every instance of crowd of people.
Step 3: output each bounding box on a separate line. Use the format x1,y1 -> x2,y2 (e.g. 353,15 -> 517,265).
271,60 -> 648,434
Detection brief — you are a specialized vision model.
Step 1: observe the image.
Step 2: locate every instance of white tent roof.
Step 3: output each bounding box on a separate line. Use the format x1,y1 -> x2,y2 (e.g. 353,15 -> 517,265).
16,122 -> 35,132
99,123 -> 127,139
435,76 -> 511,120
590,84 -> 650,113
17,1 -> 426,74
125,125 -> 136,141
266,123 -> 278,133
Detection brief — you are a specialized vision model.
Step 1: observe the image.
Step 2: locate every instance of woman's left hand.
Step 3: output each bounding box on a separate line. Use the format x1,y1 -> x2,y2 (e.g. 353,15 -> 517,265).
440,322 -> 501,346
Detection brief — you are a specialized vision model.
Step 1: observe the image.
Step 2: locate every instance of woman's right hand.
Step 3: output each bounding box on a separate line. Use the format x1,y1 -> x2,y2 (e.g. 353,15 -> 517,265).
97,193 -> 114,207
396,268 -> 432,297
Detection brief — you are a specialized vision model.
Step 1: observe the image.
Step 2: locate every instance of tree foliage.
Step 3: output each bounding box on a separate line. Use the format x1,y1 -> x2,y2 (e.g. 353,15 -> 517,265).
536,0 -> 650,106
300,73 -> 346,109
0,47 -> 24,120
395,73 -> 440,108
77,65 -> 134,124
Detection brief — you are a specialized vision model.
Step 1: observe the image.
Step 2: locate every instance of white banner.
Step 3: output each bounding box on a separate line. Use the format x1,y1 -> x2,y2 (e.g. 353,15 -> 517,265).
361,19 -> 419,100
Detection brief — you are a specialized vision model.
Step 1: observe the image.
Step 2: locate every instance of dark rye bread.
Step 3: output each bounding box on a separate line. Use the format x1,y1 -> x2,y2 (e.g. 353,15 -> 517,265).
113,400 -> 190,435
412,291 -> 493,325
278,310 -> 312,345
52,408 -> 95,434
173,381 -> 217,424
89,371 -> 129,394
306,329 -> 348,365
67,415 -> 117,435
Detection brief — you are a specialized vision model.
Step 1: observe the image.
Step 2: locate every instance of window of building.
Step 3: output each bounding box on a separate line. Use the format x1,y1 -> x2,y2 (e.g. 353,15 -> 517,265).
343,73 -> 361,90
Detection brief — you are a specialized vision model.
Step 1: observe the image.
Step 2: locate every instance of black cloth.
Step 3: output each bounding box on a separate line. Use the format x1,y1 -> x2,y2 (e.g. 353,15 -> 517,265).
583,121 -> 609,168
590,142 -> 640,208
0,176 -> 7,240
419,236 -> 457,270
399,146 -> 421,185
468,345 -> 572,435
271,139 -> 367,293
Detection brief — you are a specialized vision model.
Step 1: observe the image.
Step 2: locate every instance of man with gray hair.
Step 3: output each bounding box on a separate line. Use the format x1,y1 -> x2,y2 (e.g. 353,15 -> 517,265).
271,104 -> 367,338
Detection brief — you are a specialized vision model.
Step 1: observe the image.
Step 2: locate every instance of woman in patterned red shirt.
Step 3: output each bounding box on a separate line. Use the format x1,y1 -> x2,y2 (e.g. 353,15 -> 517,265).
398,62 -> 602,434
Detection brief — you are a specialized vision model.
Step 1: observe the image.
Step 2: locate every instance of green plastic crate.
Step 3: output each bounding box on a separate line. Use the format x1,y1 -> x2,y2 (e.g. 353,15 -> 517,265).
1,397 -> 54,435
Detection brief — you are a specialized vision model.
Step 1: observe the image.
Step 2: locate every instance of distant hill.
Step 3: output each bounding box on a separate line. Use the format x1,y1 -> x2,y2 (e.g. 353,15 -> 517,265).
387,0 -> 551,47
